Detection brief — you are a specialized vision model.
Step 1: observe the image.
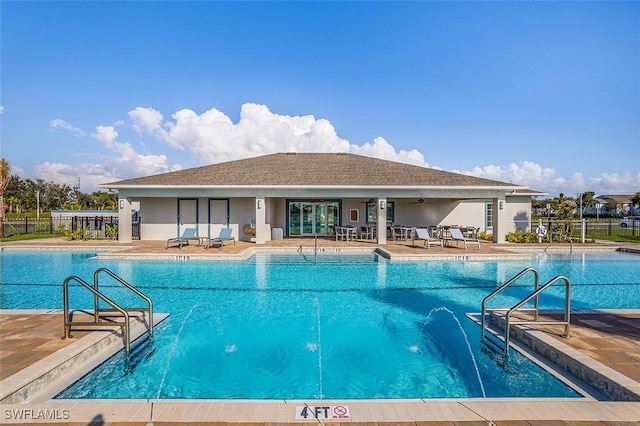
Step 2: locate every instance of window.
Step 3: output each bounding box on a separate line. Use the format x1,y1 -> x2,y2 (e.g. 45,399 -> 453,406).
485,202 -> 493,230
366,201 -> 395,223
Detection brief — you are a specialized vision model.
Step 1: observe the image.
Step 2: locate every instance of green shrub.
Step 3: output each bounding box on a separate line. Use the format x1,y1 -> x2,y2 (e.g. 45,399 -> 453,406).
505,231 -> 539,243
34,221 -> 51,233
105,224 -> 118,239
478,230 -> 492,241
63,225 -> 83,240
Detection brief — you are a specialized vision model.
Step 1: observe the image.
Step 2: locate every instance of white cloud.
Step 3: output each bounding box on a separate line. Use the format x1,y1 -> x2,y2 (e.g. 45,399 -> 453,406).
590,172 -> 640,195
92,126 -> 119,147
154,103 -> 353,161
35,162 -> 119,191
49,118 -> 86,137
0,105 -> 4,113
29,103 -> 639,196
350,137 -> 429,167
128,107 -> 164,134
32,124 -> 181,190
457,161 -> 639,196
136,103 -> 428,168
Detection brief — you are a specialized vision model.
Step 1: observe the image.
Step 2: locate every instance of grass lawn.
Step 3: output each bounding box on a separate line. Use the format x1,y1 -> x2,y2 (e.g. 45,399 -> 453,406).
0,233 -> 63,243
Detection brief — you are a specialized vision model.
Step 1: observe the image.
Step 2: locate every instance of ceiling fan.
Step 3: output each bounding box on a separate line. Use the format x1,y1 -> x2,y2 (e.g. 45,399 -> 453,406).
409,198 -> 426,204
360,198 -> 376,204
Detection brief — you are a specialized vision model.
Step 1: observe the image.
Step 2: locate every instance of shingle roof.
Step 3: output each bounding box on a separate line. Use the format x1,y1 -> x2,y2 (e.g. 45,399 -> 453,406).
595,194 -> 633,203
104,152 -> 520,188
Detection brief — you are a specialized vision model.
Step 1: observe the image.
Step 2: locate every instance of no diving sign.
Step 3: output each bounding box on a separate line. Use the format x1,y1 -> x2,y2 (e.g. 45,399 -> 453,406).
296,405 -> 351,420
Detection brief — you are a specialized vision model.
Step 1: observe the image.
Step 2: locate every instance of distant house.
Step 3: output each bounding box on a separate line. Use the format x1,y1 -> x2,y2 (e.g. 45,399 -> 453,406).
102,152 -> 538,244
588,195 -> 639,217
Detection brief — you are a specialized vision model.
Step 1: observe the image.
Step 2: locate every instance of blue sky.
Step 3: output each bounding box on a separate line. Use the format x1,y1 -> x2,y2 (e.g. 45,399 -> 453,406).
1,1 -> 638,196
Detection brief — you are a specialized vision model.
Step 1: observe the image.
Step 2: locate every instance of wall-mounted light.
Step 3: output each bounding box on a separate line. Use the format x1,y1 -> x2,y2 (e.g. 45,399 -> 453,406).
499,200 -> 504,210
119,200 -> 124,210
257,199 -> 263,209
380,200 -> 385,210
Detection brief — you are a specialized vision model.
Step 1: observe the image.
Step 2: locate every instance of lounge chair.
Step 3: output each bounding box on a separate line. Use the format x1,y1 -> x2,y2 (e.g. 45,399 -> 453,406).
412,228 -> 443,250
448,227 -> 480,250
205,227 -> 235,249
166,227 -> 198,249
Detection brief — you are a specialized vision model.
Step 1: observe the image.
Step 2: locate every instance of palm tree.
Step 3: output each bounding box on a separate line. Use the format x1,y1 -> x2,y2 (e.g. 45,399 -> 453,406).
0,158 -> 11,238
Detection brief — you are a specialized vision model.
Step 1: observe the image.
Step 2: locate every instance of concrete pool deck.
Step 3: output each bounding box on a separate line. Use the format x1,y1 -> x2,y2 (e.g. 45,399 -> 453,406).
1,238 -> 639,425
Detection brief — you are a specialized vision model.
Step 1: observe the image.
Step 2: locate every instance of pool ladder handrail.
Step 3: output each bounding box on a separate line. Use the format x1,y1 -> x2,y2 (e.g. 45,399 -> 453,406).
481,267 -> 571,357
93,267 -> 154,338
62,268 -> 153,358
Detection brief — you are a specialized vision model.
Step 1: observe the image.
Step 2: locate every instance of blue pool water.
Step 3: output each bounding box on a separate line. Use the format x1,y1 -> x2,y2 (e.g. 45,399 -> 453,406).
1,250 -> 639,400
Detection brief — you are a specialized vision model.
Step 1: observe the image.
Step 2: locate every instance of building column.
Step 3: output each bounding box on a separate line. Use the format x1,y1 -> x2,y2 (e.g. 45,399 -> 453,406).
118,197 -> 132,243
377,197 -> 387,245
255,196 -> 267,244
492,195 -> 506,244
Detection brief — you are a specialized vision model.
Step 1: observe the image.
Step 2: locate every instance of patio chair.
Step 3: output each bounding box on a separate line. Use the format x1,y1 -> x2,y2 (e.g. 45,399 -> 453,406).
205,227 -> 236,249
359,225 -> 375,240
412,228 -> 443,250
166,227 -> 198,249
448,227 -> 480,250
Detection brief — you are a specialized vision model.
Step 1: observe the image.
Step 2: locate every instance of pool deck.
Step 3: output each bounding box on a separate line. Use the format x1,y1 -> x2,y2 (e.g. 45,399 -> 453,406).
1,238 -> 639,425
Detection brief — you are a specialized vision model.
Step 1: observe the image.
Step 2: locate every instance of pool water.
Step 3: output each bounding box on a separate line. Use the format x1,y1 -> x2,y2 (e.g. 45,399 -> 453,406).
1,250 -> 639,399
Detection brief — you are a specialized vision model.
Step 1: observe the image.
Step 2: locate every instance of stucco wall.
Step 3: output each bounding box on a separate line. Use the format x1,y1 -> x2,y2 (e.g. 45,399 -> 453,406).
137,197 -> 259,242
134,196 -> 531,242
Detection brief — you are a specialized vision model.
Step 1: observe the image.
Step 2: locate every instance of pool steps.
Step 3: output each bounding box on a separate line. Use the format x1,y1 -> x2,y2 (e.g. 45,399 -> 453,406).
62,267 -> 154,358
480,267 -> 571,357
478,310 -> 640,402
0,312 -> 169,404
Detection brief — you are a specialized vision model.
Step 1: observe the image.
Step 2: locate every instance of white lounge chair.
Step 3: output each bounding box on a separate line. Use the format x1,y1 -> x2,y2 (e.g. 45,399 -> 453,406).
412,228 -> 443,250
448,227 -> 480,250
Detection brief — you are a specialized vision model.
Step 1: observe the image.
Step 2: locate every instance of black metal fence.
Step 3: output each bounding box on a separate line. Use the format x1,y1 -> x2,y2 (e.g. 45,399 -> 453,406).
534,218 -> 639,240
2,216 -> 141,240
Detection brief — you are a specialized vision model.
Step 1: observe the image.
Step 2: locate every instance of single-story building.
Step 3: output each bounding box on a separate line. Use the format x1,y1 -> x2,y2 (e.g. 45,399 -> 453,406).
102,152 -> 536,244
588,194 -> 640,217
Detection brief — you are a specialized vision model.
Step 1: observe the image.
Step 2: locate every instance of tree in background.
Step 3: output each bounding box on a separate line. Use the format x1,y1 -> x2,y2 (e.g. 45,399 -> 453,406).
551,193 -> 576,241
578,191 -> 595,217
631,192 -> 640,212
3,174 -> 117,215
0,159 -> 11,237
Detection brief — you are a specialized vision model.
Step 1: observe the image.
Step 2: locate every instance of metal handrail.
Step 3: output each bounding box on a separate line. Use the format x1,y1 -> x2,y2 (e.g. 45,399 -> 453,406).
503,275 -> 571,356
481,267 -> 539,342
62,276 -> 132,356
93,267 -> 154,337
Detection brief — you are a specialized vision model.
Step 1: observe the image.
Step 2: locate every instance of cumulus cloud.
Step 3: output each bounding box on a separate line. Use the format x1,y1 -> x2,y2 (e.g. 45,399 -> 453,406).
35,162 -> 119,191
92,126 -> 119,147
49,118 -> 86,137
128,103 -> 429,168
152,104 -> 352,161
29,103 -> 639,195
350,137 -> 428,167
457,161 -> 640,196
128,107 -> 164,134
32,122 -> 181,190
590,172 -> 640,194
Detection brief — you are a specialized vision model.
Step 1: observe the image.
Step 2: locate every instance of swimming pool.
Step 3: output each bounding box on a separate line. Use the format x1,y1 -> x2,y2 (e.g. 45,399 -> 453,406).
1,250 -> 639,400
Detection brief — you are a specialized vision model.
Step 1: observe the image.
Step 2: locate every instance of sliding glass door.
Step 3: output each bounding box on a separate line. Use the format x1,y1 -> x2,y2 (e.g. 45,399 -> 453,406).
288,201 -> 339,236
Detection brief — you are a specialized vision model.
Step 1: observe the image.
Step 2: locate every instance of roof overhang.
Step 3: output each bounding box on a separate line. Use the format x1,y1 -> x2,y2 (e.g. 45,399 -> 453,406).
105,184 -> 528,200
